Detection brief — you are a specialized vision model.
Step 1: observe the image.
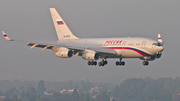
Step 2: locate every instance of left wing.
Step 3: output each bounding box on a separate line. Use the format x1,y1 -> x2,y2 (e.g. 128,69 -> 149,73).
2,30 -> 117,55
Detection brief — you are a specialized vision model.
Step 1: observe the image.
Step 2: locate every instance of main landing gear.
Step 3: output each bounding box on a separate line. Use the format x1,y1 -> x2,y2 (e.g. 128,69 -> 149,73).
88,61 -> 97,66
98,60 -> 108,66
143,61 -> 149,66
88,60 -> 108,66
116,58 -> 125,66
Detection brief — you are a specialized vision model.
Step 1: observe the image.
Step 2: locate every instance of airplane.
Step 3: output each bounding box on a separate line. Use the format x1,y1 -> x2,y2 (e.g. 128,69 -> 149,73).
2,8 -> 164,66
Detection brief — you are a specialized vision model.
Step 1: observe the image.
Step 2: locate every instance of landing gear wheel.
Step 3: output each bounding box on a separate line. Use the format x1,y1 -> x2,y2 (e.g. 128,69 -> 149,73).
116,61 -> 119,66
146,61 -> 149,65
104,61 -> 108,65
88,61 -> 91,66
121,61 -> 125,66
98,62 -> 102,66
93,61 -> 97,66
91,61 -> 94,65
143,61 -> 149,66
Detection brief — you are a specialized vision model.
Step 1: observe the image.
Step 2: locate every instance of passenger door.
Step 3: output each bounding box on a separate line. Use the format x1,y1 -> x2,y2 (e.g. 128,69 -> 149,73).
141,41 -> 146,48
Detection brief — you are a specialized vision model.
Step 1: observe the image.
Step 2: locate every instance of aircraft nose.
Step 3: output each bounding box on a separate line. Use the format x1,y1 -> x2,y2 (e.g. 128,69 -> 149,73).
159,46 -> 164,52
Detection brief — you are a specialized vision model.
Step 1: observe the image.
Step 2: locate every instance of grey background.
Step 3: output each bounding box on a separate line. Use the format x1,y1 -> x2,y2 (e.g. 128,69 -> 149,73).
0,0 -> 179,84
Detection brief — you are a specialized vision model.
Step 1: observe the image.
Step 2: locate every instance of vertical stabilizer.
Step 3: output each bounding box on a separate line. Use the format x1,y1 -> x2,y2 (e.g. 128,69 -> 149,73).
49,8 -> 78,40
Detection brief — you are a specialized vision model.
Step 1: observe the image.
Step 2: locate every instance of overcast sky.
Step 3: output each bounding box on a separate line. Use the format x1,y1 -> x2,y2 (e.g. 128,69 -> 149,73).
0,0 -> 180,84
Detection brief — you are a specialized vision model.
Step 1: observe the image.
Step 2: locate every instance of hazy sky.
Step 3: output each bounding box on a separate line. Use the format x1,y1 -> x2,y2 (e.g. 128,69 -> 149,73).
0,0 -> 180,84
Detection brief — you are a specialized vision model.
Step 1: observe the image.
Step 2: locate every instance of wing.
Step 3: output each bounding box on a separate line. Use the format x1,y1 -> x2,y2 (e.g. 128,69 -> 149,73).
2,31 -> 117,55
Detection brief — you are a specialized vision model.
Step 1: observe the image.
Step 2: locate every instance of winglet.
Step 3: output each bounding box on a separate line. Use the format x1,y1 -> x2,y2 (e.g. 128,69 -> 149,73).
158,33 -> 163,43
2,30 -> 13,41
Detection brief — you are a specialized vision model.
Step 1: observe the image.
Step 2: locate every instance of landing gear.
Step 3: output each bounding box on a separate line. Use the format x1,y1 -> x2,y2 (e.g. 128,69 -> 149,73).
143,61 -> 149,66
116,58 -> 125,66
98,60 -> 108,66
88,59 -> 108,66
88,61 -> 97,66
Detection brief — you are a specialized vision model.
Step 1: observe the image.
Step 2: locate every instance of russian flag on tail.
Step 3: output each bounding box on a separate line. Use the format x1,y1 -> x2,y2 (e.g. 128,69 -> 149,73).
57,20 -> 64,25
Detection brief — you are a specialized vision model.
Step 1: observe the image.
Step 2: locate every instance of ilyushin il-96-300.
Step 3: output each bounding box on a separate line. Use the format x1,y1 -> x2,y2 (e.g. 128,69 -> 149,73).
2,8 -> 164,66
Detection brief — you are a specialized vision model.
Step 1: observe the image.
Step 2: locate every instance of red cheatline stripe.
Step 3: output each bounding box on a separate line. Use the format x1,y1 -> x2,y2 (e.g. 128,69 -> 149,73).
107,47 -> 147,56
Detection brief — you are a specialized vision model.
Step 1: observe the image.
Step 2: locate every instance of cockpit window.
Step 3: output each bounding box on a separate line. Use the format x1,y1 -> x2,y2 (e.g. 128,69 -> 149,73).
152,43 -> 163,46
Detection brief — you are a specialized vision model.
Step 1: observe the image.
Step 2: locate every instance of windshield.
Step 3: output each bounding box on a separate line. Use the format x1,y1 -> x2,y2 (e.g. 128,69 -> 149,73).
152,43 -> 163,46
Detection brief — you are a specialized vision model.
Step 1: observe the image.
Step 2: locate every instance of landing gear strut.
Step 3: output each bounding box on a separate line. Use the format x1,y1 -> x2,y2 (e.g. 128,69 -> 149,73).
116,58 -> 125,66
98,59 -> 108,66
143,61 -> 149,66
88,61 -> 97,66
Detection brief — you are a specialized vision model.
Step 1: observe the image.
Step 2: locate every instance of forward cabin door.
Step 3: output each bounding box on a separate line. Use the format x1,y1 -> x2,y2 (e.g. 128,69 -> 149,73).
122,41 -> 126,48
141,41 -> 146,48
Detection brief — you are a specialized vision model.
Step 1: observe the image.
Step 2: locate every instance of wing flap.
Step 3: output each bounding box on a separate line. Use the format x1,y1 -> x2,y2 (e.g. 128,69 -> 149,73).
27,43 -> 53,49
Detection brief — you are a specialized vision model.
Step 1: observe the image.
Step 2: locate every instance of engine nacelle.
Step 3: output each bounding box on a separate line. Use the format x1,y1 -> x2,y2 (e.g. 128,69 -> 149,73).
55,50 -> 73,58
82,52 -> 99,60
155,52 -> 162,59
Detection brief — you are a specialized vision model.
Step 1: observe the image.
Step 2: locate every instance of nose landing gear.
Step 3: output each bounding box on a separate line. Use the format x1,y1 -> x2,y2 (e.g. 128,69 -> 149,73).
143,61 -> 149,66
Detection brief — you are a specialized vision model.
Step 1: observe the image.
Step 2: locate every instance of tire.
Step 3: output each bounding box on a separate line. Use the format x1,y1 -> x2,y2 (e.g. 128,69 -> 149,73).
143,61 -> 146,66
98,62 -> 102,66
145,61 -> 149,65
91,62 -> 94,65
116,61 -> 119,66
104,61 -> 107,65
121,61 -> 125,66
93,61 -> 97,66
88,61 -> 91,66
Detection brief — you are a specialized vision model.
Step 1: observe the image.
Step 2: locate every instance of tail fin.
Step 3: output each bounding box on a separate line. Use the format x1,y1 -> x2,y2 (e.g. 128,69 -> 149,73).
49,8 -> 78,40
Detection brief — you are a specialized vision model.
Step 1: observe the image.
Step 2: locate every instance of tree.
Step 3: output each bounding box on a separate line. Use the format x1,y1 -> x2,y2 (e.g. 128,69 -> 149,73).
98,85 -> 107,92
95,92 -> 110,101
37,80 -> 46,95
21,90 -> 26,98
41,97 -> 49,101
5,92 -> 9,99
30,86 -> 36,96
70,88 -> 79,101
29,95 -> 36,101
26,91 -> 30,98
111,85 -> 120,98
172,87 -> 180,101
112,98 -> 116,101
79,93 -> 90,101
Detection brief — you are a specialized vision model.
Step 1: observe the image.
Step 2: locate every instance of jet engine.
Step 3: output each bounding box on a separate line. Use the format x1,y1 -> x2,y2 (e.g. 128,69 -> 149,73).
55,50 -> 73,58
82,52 -> 99,60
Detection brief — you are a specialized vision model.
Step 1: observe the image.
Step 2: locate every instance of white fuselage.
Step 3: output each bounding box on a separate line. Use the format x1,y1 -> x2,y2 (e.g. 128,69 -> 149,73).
57,37 -> 164,59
